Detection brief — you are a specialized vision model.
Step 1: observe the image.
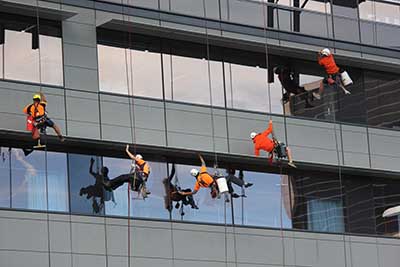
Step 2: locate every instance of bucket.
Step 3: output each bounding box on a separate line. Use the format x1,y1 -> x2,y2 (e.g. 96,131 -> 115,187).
26,116 -> 34,131
340,71 -> 353,86
216,177 -> 229,194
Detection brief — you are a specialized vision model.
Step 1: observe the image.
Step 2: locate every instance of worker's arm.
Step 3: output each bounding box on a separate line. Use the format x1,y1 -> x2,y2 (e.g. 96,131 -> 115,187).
262,120 -> 273,136
199,154 -> 206,167
23,104 -> 31,115
89,158 -> 96,178
125,144 -> 137,161
179,189 -> 198,196
254,147 -> 260,157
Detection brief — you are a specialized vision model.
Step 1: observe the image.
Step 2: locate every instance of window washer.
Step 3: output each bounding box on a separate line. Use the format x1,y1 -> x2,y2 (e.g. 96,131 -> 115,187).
103,144 -> 150,197
163,163 -> 199,211
225,169 -> 253,198
275,65 -> 313,108
23,93 -> 65,142
315,48 -> 350,98
79,157 -> 115,213
250,119 -> 296,168
178,154 -> 218,198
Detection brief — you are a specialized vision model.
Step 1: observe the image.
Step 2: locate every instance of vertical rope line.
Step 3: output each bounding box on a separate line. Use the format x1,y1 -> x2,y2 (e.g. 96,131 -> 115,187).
324,2 -> 348,267
35,3 -> 52,267
262,1 -> 273,118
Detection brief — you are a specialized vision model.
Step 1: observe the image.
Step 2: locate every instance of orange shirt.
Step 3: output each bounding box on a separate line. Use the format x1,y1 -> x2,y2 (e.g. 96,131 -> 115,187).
318,54 -> 339,75
136,157 -> 150,176
23,103 -> 45,119
253,121 -> 275,156
193,165 -> 215,191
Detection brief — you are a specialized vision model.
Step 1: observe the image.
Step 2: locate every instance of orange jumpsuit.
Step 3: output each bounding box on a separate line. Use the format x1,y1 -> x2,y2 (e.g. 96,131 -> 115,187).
135,157 -> 150,177
253,121 -> 275,156
318,54 -> 339,75
193,165 -> 215,191
23,103 -> 45,119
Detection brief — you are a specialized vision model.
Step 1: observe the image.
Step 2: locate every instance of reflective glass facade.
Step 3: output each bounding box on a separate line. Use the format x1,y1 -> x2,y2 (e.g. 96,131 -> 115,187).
1,146 -> 399,238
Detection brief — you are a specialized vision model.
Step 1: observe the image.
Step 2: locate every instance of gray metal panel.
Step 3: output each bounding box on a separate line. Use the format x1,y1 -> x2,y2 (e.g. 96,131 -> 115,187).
66,90 -> 100,123
131,226 -> 172,258
49,221 -> 72,253
71,222 -> 106,254
286,117 -> 340,165
63,43 -> 98,69
378,244 -> 400,267
0,217 -> 48,251
100,94 -> 132,128
294,238 -> 318,266
341,125 -> 370,168
0,250 -> 49,267
350,241 -> 379,267
369,128 -> 400,172
106,224 -> 129,257
316,240 -> 346,267
63,4 -> 96,25
72,254 -> 106,267
135,128 -> 166,147
64,66 -> 99,92
107,256 -> 127,267
63,21 -> 97,47
51,253 -> 72,267
102,125 -> 133,143
173,228 -> 226,261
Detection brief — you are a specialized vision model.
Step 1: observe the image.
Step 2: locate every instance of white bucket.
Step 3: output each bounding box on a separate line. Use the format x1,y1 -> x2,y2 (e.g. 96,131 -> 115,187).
216,177 -> 229,194
340,71 -> 353,86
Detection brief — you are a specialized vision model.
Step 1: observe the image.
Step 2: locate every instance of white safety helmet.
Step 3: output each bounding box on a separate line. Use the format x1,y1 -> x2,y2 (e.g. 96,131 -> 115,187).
320,48 -> 331,56
250,132 -> 257,139
190,168 -> 199,177
136,154 -> 143,160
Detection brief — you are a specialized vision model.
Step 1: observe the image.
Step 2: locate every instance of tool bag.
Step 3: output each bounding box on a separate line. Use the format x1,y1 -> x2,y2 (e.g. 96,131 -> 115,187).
340,70 -> 353,86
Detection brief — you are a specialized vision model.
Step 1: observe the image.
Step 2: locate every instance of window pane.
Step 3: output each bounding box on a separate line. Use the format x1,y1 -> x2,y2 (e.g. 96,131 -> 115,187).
0,44 -> 3,79
228,0 -> 266,27
5,30 -> 40,83
375,1 -> 400,26
225,63 -> 283,114
0,147 -> 10,208
40,35 -> 63,86
104,157 -> 169,220
47,152 -> 69,212
307,198 -> 345,233
69,154 -> 105,215
299,0 -> 331,13
171,164 -> 230,224
11,149 -> 46,210
98,45 -> 129,95
132,50 -> 163,99
359,0 -> 375,22
242,171 -> 292,228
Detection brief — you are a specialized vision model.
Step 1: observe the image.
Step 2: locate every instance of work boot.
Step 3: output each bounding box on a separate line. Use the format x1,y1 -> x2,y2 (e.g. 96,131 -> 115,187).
244,183 -> 253,188
288,162 -> 297,168
175,202 -> 180,209
191,203 -> 199,209
58,135 -> 65,142
231,193 -> 240,198
313,92 -> 321,100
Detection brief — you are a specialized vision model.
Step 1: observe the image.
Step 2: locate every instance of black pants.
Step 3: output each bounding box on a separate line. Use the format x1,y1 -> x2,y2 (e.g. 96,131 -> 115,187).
225,174 -> 245,194
108,173 -> 143,191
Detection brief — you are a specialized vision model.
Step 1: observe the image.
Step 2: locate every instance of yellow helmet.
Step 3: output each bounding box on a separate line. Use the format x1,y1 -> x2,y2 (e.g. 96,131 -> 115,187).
33,94 -> 41,101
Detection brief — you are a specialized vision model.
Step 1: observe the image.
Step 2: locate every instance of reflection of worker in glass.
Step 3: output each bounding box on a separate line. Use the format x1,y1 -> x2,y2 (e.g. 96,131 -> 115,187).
275,65 -> 313,108
163,163 -> 199,211
103,145 -> 150,197
225,169 -> 253,198
79,158 -> 114,213
178,154 -> 218,198
250,119 -> 296,168
23,93 -> 64,141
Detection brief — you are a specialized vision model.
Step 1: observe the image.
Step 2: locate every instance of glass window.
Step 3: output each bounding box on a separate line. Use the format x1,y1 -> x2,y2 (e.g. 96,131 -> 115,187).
39,35 -> 63,86
299,0 -> 331,13
69,153 -> 105,215
4,30 -> 40,83
241,171 -> 292,228
332,16 -> 360,43
104,157 -> 169,220
46,152 -> 69,212
170,0 -> 205,17
98,45 -> 129,95
375,1 -> 400,26
227,0 -> 266,27
170,163 -> 230,224
0,147 -> 10,208
331,0 -> 358,18
132,49 -> 163,99
225,62 -> 283,114
359,0 -> 375,22
307,198 -> 345,233
0,44 -> 3,79
11,149 -> 46,210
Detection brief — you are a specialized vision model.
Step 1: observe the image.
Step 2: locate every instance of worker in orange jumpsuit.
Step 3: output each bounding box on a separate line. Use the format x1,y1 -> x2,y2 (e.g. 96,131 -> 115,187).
23,93 -> 64,141
179,154 -> 218,198
250,120 -> 296,168
316,48 -> 345,98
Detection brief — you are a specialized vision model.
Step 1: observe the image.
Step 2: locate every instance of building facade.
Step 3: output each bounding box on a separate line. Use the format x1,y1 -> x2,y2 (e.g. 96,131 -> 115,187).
0,0 -> 400,266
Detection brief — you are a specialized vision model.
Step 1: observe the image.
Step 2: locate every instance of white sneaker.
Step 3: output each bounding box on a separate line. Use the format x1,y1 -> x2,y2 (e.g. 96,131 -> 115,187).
313,92 -> 321,100
288,162 -> 297,168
